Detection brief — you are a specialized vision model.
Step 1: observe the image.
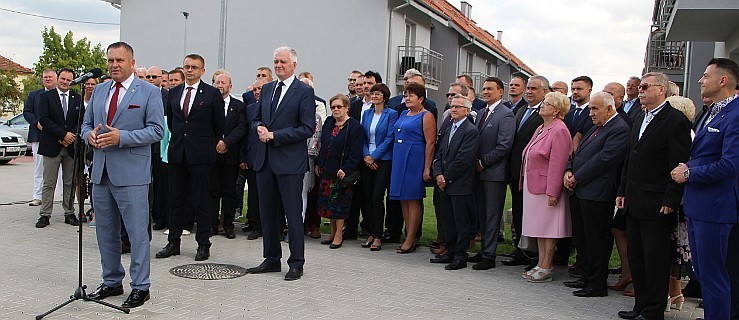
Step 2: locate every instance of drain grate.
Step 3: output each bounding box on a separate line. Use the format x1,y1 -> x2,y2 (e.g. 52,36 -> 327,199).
170,263 -> 248,280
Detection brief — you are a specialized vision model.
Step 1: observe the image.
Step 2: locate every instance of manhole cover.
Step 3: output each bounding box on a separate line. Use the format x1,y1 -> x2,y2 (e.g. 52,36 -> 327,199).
170,263 -> 248,280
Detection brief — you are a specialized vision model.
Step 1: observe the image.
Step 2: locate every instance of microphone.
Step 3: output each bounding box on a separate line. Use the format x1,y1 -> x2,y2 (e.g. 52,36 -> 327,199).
70,68 -> 104,85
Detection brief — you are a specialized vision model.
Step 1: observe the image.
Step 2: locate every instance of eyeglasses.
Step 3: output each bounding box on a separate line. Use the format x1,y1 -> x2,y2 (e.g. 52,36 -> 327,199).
542,101 -> 555,107
370,91 -> 383,97
183,65 -> 201,70
638,83 -> 663,91
450,105 -> 467,109
445,93 -> 459,98
145,75 -> 160,79
330,105 -> 345,110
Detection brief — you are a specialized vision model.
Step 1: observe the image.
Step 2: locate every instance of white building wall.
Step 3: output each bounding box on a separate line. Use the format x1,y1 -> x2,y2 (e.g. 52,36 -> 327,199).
118,0 -> 389,100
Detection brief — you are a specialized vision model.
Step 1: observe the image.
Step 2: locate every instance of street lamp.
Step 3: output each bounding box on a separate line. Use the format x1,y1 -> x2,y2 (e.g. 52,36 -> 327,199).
182,11 -> 189,56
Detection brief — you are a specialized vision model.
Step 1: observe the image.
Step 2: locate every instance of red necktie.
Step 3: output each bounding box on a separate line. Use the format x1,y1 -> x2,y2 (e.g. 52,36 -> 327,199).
478,108 -> 489,128
107,82 -> 123,126
182,87 -> 194,119
583,126 -> 602,145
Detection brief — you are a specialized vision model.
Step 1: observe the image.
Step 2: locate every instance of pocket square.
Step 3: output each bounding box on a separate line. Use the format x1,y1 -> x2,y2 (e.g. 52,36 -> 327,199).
128,104 -> 141,109
707,127 -> 720,133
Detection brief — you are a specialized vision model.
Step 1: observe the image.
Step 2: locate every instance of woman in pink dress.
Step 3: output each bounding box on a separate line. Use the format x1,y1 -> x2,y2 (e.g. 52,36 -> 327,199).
519,91 -> 573,282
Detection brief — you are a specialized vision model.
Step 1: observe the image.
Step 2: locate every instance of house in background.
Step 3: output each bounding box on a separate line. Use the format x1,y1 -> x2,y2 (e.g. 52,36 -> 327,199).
101,0 -> 534,112
644,0 -> 739,107
0,54 -> 34,117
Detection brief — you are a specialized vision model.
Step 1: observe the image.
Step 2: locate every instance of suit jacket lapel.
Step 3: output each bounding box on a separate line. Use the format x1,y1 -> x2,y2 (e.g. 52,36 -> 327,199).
636,108 -> 667,147
273,79 -> 298,120
577,123 -> 605,153
530,124 -> 549,146
112,80 -> 140,125
262,81 -> 275,125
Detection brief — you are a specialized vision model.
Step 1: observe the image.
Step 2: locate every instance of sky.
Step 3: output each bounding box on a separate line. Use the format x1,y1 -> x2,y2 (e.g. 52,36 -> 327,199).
0,0 -> 654,92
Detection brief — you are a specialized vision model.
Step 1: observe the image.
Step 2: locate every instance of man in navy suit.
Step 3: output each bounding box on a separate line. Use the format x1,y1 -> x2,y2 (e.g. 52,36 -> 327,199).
156,54 -> 225,261
564,76 -> 595,151
431,95 -> 480,270
564,92 -> 630,297
23,69 -> 57,207
242,67 -> 272,106
246,47 -> 315,281
622,76 -> 642,120
672,58 -> 739,320
210,72 -> 246,239
504,77 -> 527,115
238,78 -> 267,239
82,42 -> 164,308
35,68 -> 83,228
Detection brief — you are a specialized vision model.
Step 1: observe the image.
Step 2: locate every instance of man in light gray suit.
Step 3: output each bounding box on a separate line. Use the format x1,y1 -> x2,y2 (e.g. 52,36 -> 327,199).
81,42 -> 164,308
472,77 -> 515,270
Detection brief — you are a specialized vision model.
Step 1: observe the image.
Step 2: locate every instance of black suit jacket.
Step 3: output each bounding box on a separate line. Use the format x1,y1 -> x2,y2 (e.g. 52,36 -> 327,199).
472,98 -> 486,111
166,80 -> 225,165
616,106 -> 634,128
349,98 -> 367,122
37,89 -> 83,157
220,96 -> 247,165
618,102 -> 692,219
433,119 -> 479,195
567,115 -> 630,201
152,87 -> 168,155
509,102 -> 543,181
23,88 -> 46,142
504,98 -> 528,115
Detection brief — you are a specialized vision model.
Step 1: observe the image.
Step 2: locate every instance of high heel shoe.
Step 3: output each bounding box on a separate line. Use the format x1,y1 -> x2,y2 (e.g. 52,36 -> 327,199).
666,294 -> 684,311
608,277 -> 632,291
396,244 -> 416,254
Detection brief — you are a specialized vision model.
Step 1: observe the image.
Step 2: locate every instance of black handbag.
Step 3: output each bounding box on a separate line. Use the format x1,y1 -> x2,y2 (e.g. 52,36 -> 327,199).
338,120 -> 360,188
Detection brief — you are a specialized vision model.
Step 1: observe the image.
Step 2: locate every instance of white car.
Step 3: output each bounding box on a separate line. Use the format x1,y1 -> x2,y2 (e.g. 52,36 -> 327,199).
3,114 -> 31,151
0,128 -> 26,164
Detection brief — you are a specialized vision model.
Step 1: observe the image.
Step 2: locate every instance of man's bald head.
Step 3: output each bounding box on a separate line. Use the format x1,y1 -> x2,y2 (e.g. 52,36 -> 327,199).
146,66 -> 163,86
603,82 -> 625,108
252,78 -> 268,101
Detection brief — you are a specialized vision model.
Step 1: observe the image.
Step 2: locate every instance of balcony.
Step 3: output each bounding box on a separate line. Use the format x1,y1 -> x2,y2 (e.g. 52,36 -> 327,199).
664,0 -> 739,41
645,36 -> 685,72
464,71 -> 489,98
396,46 -> 443,91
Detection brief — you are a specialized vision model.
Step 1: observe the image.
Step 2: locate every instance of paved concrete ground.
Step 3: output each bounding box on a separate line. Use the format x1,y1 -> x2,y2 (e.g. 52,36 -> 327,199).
0,156 -> 704,319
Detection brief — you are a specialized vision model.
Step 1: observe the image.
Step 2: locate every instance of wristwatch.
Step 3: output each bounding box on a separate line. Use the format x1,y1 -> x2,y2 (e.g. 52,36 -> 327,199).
683,168 -> 690,180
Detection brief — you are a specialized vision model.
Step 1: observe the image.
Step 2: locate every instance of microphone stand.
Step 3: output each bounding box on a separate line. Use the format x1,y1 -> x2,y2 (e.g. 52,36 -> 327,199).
37,82 -> 129,319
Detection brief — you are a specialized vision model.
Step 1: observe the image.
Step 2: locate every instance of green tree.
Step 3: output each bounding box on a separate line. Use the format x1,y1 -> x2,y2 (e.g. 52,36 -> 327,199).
0,71 -> 23,115
33,26 -> 107,85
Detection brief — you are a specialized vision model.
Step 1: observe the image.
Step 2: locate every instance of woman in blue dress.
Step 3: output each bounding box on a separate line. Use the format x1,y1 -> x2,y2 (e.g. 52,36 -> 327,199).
389,83 -> 436,253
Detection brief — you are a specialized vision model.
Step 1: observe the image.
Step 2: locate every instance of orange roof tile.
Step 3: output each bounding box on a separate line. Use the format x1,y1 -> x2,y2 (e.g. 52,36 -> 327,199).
421,0 -> 536,76
0,55 -> 34,74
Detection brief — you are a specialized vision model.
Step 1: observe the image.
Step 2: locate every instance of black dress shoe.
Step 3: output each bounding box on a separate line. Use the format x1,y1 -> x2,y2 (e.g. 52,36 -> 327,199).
466,252 -> 482,263
247,229 -> 262,240
445,260 -> 467,270
87,283 -> 124,300
564,279 -> 589,288
573,287 -> 608,297
284,267 -> 303,281
155,242 -> 180,258
35,216 -> 50,228
121,289 -> 150,308
195,246 -> 210,261
121,242 -> 131,254
501,256 -> 530,266
430,255 -> 453,264
617,310 -> 639,319
64,214 -> 80,226
224,226 -> 236,239
472,258 -> 496,270
247,261 -> 281,274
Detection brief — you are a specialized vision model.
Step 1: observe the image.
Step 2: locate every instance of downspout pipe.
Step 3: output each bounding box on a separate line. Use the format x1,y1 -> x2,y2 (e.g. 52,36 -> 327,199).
387,0 -> 411,89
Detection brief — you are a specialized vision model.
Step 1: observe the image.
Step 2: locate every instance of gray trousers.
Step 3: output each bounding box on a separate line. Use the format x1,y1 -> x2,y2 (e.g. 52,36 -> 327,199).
476,180 -> 507,259
40,151 -> 75,217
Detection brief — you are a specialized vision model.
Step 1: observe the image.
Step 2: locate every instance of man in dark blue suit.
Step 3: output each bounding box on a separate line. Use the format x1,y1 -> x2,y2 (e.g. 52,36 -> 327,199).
210,72 -> 246,239
238,79 -> 267,239
23,69 -> 57,207
622,76 -> 642,121
504,77 -> 527,115
156,54 -> 225,261
246,47 -> 315,281
564,92 -> 630,297
241,67 -> 272,106
672,58 -> 739,320
564,76 -> 595,151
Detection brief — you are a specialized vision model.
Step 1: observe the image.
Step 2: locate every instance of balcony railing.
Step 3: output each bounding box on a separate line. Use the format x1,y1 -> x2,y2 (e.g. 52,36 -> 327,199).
396,46 -> 443,90
654,0 -> 677,28
646,35 -> 685,71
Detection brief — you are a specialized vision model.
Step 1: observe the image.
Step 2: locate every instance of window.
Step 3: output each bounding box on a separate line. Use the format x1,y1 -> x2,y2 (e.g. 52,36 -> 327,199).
466,53 -> 474,72
404,22 -> 416,47
486,62 -> 493,76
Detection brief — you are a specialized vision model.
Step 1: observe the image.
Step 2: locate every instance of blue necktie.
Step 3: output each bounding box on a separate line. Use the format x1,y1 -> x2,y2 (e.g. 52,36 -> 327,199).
518,108 -> 535,132
270,81 -> 284,116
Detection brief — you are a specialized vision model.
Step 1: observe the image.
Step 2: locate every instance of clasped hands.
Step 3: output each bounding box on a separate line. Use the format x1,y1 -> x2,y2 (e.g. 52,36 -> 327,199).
670,163 -> 689,184
87,124 -> 121,148
256,126 -> 274,143
58,132 -> 76,147
364,156 -> 378,170
563,171 -> 577,191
